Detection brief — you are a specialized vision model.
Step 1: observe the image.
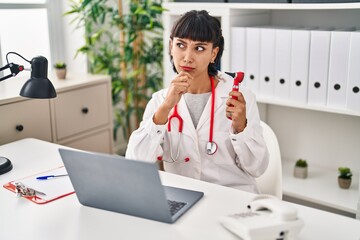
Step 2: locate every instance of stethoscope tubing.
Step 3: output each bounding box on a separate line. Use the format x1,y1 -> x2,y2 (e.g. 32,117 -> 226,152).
165,76 -> 217,163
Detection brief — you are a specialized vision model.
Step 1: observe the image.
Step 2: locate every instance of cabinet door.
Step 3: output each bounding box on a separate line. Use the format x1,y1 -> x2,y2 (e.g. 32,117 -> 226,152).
53,83 -> 111,140
0,99 -> 52,145
61,130 -> 112,154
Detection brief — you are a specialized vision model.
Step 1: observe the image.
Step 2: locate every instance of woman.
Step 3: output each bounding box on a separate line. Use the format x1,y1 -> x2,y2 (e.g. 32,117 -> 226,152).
126,10 -> 269,193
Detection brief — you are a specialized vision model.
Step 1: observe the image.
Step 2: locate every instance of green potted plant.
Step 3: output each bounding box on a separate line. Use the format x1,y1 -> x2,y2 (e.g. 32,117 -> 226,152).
66,0 -> 165,148
294,158 -> 308,179
338,167 -> 352,189
54,62 -> 67,79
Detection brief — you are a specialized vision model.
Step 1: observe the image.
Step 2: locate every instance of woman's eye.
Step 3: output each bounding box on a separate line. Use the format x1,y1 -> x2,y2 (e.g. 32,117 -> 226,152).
176,43 -> 185,49
196,46 -> 205,51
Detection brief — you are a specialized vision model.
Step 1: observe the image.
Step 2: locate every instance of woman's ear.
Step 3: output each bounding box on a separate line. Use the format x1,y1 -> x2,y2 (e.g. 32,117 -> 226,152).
211,46 -> 219,62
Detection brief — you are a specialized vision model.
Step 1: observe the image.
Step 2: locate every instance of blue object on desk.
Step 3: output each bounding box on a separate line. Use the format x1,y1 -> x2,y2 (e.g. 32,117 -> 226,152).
36,174 -> 68,180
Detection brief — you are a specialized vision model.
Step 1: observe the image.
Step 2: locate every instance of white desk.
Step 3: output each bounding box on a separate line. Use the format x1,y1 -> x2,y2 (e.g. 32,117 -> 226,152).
1,138 -> 360,240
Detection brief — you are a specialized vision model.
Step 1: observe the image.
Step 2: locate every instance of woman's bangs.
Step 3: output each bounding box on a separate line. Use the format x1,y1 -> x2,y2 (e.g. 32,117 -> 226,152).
175,18 -> 214,43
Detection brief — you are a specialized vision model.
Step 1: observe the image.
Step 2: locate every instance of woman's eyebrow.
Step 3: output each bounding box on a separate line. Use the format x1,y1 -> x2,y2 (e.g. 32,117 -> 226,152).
176,38 -> 209,46
195,42 -> 209,46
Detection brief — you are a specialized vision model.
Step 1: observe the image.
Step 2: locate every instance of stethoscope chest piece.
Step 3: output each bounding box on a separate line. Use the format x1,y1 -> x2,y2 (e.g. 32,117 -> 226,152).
206,141 -> 217,155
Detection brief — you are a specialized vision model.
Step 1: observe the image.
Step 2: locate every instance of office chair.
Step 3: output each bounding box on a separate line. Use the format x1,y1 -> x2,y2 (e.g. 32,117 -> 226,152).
256,121 -> 283,199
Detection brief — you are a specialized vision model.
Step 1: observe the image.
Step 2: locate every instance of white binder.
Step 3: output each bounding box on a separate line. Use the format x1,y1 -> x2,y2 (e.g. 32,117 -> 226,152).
327,30 -> 352,109
307,30 -> 331,107
289,29 -> 311,104
346,31 -> 360,112
245,27 -> 261,95
259,27 -> 276,98
231,27 -> 246,73
274,28 -> 292,101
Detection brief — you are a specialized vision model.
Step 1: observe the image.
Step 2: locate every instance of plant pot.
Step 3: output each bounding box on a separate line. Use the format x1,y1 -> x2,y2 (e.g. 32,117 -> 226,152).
55,68 -> 67,79
294,166 -> 308,179
338,177 -> 351,189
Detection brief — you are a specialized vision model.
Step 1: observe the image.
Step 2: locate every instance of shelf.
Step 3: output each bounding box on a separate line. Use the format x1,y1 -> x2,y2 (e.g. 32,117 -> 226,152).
282,159 -> 359,214
257,98 -> 360,117
164,2 -> 360,10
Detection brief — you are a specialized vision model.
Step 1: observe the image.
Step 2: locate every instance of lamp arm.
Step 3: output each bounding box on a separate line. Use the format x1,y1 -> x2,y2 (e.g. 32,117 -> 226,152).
0,63 -> 10,71
0,63 -> 25,82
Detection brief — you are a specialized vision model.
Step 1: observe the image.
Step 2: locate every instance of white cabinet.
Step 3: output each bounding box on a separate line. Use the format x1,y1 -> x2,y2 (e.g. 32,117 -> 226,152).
0,74 -> 113,154
52,82 -> 110,140
163,2 -> 360,217
0,99 -> 52,145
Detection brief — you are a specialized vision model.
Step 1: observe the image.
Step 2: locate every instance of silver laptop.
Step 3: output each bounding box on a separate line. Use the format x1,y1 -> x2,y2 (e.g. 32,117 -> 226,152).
59,148 -> 204,223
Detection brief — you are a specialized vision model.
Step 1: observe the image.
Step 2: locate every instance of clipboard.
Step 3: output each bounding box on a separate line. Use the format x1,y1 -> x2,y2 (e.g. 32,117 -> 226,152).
3,166 -> 75,204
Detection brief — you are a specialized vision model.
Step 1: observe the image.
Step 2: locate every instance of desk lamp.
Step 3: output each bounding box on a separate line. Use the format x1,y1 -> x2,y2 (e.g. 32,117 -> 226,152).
0,51 -> 57,175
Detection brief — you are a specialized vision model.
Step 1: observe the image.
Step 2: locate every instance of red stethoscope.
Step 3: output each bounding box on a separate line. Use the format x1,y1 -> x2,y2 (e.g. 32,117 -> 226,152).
158,72 -> 244,164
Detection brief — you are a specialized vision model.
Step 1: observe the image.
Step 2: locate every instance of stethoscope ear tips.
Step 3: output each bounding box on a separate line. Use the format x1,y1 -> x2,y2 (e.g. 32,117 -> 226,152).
184,158 -> 190,162
157,156 -> 163,161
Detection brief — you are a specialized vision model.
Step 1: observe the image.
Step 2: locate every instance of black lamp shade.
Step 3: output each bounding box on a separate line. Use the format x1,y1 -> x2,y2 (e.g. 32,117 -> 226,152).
20,56 -> 57,99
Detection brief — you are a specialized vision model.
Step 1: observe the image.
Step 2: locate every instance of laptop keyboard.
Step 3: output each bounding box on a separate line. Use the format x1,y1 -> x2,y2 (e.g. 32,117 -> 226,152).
167,200 -> 187,216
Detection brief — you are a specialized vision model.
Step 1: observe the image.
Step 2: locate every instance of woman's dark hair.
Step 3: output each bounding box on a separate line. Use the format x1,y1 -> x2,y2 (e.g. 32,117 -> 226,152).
169,10 -> 224,77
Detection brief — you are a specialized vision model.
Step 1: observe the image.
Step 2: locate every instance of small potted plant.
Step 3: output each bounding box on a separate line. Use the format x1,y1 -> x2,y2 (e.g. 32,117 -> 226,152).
54,62 -> 67,79
294,158 -> 308,179
338,167 -> 352,189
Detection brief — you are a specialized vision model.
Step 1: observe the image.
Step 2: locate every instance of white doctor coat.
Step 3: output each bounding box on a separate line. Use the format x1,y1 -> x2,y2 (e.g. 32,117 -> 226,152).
125,72 -> 269,193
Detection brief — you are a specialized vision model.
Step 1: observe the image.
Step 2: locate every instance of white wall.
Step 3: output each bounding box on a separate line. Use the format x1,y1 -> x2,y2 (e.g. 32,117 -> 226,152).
60,1 -> 88,75
259,103 -> 360,172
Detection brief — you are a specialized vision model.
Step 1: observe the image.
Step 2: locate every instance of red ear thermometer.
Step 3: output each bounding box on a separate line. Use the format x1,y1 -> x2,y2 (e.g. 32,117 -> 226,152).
225,71 -> 244,120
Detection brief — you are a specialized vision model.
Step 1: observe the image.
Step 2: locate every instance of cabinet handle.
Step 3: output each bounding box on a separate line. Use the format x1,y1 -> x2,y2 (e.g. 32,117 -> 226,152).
15,124 -> 24,132
81,107 -> 89,114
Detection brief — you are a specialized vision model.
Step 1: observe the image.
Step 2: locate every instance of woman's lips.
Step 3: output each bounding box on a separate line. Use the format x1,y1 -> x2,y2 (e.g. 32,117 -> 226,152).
180,66 -> 194,71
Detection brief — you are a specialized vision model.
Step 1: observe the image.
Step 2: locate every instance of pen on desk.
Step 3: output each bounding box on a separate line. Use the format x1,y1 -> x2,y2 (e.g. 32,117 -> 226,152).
36,174 -> 68,180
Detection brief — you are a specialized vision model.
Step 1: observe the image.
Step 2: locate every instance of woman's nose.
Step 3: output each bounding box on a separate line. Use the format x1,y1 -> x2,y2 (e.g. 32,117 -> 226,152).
183,50 -> 193,63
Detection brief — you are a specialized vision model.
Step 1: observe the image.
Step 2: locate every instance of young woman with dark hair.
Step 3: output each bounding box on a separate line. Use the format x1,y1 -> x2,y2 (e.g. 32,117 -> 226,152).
126,10 -> 269,193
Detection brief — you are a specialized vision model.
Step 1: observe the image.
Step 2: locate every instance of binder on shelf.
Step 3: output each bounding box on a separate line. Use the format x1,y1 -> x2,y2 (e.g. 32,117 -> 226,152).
259,27 -> 276,98
3,166 -> 74,204
327,29 -> 352,109
346,30 -> 360,112
307,29 -> 331,107
244,27 -> 261,95
289,28 -> 311,104
231,27 -> 246,73
274,28 -> 292,101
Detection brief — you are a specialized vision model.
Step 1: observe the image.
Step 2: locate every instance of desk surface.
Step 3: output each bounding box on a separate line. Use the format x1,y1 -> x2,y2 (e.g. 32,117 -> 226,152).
1,138 -> 360,240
